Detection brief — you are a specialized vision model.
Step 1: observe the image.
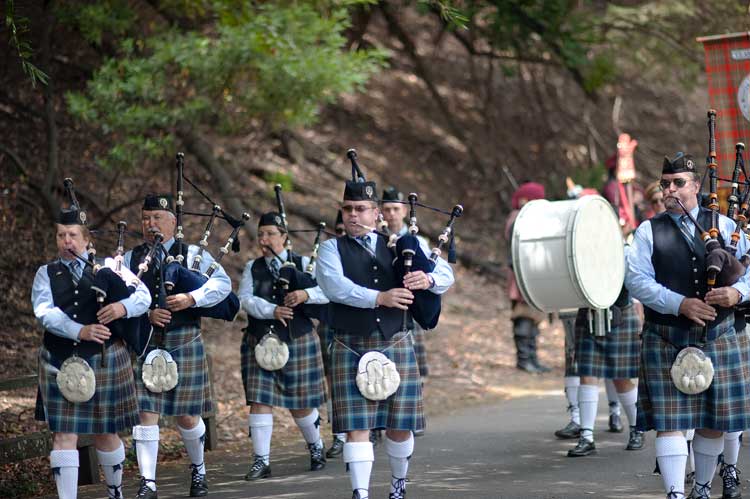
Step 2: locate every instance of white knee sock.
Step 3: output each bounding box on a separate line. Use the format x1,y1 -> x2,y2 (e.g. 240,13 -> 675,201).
693,433 -> 724,488
249,413 -> 273,465
605,379 -> 621,415
578,384 -> 599,442
655,435 -> 688,495
344,441 -> 374,498
616,386 -> 638,428
294,408 -> 322,447
723,431 -> 741,466
335,433 -> 348,442
385,435 -> 414,495
133,425 -> 159,490
50,449 -> 79,499
178,418 -> 207,475
564,376 -> 580,424
97,441 -> 125,499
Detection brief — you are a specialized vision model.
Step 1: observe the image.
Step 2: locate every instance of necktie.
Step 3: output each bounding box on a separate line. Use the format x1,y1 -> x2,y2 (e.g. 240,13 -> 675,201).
679,215 -> 696,252
269,259 -> 280,279
69,260 -> 81,285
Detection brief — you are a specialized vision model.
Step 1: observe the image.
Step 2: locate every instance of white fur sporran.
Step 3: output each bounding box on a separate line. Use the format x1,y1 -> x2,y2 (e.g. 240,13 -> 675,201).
670,346 -> 714,395
57,356 -> 96,403
141,349 -> 179,393
254,333 -> 289,371
355,351 -> 401,401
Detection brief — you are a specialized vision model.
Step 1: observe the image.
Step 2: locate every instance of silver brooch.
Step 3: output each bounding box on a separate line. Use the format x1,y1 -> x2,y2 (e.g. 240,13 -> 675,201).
159,198 -> 168,208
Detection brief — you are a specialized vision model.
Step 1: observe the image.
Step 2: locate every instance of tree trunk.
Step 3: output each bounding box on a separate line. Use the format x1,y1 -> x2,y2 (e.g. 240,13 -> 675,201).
39,0 -> 59,221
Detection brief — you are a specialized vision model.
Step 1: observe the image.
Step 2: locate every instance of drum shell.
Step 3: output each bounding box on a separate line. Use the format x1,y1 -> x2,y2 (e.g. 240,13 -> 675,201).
511,195 -> 624,312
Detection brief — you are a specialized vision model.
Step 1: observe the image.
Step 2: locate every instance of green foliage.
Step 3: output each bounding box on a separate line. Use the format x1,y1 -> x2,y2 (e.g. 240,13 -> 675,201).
66,1 -> 387,169
4,0 -> 48,87
264,171 -> 294,192
55,0 -> 136,46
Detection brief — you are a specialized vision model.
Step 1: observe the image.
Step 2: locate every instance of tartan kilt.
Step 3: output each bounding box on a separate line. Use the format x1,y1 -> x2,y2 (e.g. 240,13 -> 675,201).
636,314 -> 750,432
330,330 -> 424,434
241,329 -> 326,410
412,323 -> 429,377
316,322 -> 335,377
575,304 -> 642,379
561,313 -> 579,377
35,340 -> 139,434
134,324 -> 212,417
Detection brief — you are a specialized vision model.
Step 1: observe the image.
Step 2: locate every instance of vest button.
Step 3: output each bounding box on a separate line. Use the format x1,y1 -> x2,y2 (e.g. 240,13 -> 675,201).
376,318 -> 381,323
693,269 -> 698,273
373,266 -> 378,270
74,290 -> 79,295
74,302 -> 78,306
374,278 -> 379,284
72,314 -> 77,319
692,257 -> 696,261
696,291 -> 700,296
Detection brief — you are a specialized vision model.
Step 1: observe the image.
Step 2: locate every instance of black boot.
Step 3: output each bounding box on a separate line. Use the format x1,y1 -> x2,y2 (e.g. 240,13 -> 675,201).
308,441 -> 326,471
188,464 -> 208,497
244,455 -> 271,481
135,477 -> 158,499
529,333 -> 551,373
567,436 -> 597,457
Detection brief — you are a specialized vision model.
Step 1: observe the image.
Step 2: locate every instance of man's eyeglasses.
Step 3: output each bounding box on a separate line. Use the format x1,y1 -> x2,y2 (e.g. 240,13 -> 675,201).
341,205 -> 375,214
659,178 -> 689,190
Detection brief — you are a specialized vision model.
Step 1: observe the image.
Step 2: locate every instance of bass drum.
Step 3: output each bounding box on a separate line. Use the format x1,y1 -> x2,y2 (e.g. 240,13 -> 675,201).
511,195 -> 624,312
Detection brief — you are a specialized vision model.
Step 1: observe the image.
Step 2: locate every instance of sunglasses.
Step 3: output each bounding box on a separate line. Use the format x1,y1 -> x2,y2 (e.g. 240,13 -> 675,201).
659,178 -> 689,190
341,205 -> 375,214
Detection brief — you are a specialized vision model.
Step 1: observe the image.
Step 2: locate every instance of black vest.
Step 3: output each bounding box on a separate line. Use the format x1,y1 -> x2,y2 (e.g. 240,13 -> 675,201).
247,253 -> 315,341
129,242 -> 200,329
329,236 -> 405,339
645,208 -> 733,329
44,260 -> 114,359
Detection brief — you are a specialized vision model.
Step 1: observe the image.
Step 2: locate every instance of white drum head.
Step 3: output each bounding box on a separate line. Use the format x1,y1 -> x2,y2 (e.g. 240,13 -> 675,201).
568,196 -> 625,309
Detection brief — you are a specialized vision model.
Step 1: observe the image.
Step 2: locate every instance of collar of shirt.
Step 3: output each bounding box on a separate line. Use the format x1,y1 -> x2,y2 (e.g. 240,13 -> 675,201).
397,225 -> 408,237
667,205 -> 699,225
264,249 -> 288,266
162,237 -> 175,252
59,250 -> 89,267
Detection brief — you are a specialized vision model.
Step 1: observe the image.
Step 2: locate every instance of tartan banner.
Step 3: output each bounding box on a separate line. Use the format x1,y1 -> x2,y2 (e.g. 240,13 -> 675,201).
699,32 -> 750,178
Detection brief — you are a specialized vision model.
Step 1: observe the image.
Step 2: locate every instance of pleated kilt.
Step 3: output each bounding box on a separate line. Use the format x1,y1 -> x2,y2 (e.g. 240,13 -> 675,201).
316,322 -> 334,377
561,313 -> 579,377
636,314 -> 750,432
330,330 -> 424,434
134,324 -> 212,416
412,323 -> 429,377
575,304 -> 642,379
35,340 -> 139,434
241,330 -> 326,410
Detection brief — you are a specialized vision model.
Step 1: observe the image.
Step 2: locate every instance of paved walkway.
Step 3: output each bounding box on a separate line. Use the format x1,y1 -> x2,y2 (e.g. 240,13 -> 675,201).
73,391 -> 744,498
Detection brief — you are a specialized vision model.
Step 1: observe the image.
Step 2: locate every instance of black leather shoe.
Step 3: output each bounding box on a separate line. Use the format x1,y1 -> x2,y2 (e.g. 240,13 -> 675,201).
352,489 -> 367,499
516,360 -> 541,373
189,464 -> 208,497
308,441 -> 326,471
244,456 -> 271,481
626,427 -> 645,450
389,476 -> 406,499
135,477 -> 158,499
720,463 -> 742,499
554,421 -> 581,439
326,436 -> 345,458
687,481 -> 712,499
567,437 -> 597,457
413,428 -> 425,437
608,412 -> 624,433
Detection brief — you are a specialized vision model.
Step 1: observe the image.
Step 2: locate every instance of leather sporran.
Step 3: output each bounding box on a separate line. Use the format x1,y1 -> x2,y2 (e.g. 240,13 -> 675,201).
141,348 -> 179,393
355,351 -> 401,401
57,356 -> 96,403
254,332 -> 289,371
670,346 -> 714,395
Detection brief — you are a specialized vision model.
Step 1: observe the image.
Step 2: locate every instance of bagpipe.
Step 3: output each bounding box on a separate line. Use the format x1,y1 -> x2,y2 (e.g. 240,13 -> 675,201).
161,153 -> 249,322
269,184 -> 328,326
62,179 -> 154,357
347,149 -> 462,330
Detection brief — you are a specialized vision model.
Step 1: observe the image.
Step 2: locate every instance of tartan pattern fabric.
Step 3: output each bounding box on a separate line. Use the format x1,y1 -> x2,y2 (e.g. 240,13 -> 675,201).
702,34 -> 750,176
562,313 -> 579,377
636,314 -> 750,432
330,330 -> 424,433
412,323 -> 429,377
575,304 -> 642,379
241,330 -> 326,409
316,322 -> 335,376
134,324 -> 212,416
36,341 -> 139,434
